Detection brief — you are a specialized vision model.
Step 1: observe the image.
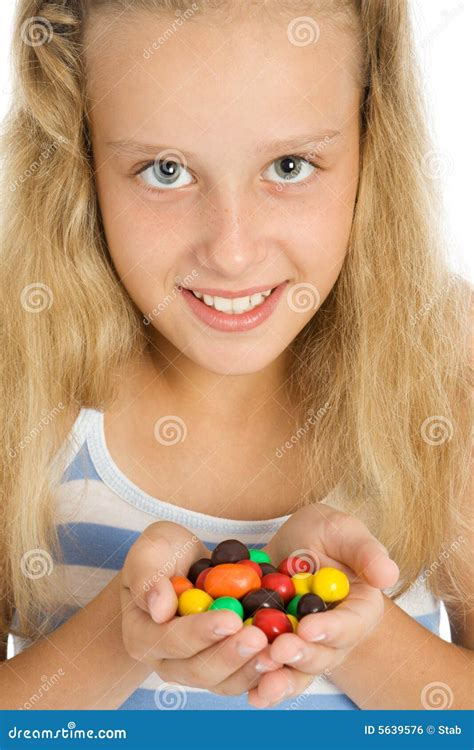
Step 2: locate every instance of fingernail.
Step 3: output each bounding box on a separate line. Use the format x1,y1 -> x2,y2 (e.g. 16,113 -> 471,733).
255,660 -> 276,673
309,632 -> 327,642
213,626 -> 240,636
287,650 -> 304,663
237,642 -> 262,657
275,682 -> 294,702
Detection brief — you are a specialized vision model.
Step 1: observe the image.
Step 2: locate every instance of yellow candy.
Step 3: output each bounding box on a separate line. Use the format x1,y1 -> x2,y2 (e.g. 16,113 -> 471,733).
291,572 -> 313,595
287,614 -> 298,632
243,617 -> 254,627
178,588 -> 213,616
312,567 -> 350,602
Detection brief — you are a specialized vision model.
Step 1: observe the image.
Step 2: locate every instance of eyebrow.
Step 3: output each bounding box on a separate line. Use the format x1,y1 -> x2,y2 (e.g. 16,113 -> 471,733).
106,130 -> 342,159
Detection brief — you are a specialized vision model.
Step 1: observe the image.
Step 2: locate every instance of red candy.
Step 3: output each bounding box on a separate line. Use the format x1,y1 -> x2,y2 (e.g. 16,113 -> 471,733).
278,555 -> 316,576
260,573 -> 295,604
195,566 -> 212,590
253,608 -> 293,643
237,559 -> 263,578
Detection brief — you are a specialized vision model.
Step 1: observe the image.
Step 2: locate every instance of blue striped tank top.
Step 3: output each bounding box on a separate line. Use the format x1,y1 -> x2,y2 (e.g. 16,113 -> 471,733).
10,408 -> 442,709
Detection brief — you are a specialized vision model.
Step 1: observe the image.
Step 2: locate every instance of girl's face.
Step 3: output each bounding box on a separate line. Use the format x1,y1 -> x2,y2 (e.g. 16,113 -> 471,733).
87,10 -> 361,375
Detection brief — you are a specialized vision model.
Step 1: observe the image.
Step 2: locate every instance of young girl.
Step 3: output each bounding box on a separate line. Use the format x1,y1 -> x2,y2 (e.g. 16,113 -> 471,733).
0,0 -> 472,711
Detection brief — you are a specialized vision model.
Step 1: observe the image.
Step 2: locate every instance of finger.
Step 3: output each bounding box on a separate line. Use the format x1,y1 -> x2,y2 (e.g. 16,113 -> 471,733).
121,522 -> 208,613
210,645 -> 282,696
324,512 -> 399,588
267,632 -> 339,677
157,625 -> 268,688
248,667 -> 313,708
121,597 -> 243,661
295,583 -> 384,648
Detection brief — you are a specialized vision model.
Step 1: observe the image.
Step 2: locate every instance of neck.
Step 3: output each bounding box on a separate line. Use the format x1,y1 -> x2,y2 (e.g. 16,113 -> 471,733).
144,333 -> 296,426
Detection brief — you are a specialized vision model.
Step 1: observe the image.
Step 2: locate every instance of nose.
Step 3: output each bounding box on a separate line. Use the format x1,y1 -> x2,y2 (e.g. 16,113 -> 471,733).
195,188 -> 269,278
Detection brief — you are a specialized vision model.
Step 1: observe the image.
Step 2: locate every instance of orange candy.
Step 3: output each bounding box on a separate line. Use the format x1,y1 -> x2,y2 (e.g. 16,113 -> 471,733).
170,575 -> 194,597
204,563 -> 261,600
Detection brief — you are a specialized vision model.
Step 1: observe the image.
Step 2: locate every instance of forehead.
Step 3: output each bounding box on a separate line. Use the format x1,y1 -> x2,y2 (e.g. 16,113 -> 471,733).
84,8 -> 362,143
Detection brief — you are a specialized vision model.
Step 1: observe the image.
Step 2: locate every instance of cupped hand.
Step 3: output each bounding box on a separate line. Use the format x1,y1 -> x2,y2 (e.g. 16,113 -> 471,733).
120,521 -> 277,696
247,505 -> 400,708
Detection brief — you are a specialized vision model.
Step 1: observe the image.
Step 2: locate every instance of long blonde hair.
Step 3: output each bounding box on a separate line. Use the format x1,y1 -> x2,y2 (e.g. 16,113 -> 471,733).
1,0 -> 472,652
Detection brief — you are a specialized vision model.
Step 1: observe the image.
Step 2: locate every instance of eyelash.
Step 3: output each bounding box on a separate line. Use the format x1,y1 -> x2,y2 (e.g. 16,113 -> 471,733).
133,154 -> 322,195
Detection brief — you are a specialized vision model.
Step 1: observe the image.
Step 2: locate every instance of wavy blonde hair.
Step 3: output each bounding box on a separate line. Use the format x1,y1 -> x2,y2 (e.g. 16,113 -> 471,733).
1,0 -> 472,655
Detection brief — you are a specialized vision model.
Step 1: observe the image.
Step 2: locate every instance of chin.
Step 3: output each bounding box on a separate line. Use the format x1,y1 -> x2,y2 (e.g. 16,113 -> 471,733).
189,345 -> 280,376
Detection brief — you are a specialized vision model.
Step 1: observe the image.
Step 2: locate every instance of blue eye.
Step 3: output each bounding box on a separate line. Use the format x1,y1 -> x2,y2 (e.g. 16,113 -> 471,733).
138,159 -> 193,190
263,155 -> 318,184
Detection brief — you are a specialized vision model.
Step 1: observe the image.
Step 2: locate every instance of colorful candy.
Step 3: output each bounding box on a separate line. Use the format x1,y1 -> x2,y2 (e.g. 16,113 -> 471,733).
291,572 -> 313,595
204,563 -> 261,600
178,588 -> 213,616
175,540 -> 352,645
241,588 -> 285,618
260,573 -> 295,604
249,549 -> 271,564
211,539 -> 249,566
278,555 -> 316,576
296,593 -> 327,618
187,557 -> 212,584
312,567 -> 350,602
259,563 -> 278,576
209,596 -> 244,619
253,608 -> 293,643
170,575 -> 194,597
237,559 -> 263,577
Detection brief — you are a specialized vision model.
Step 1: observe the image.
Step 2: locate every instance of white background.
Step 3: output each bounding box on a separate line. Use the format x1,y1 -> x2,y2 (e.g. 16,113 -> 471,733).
2,1 -> 470,652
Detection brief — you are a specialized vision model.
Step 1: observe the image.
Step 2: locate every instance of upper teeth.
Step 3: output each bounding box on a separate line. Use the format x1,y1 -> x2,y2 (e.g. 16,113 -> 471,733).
191,288 -> 273,314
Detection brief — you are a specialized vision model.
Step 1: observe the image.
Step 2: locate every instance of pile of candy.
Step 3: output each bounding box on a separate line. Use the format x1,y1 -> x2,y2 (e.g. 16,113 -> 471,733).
170,539 -> 350,643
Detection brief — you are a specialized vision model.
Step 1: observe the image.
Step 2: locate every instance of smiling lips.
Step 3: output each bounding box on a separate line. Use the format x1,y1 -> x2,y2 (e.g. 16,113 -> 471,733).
180,281 -> 288,332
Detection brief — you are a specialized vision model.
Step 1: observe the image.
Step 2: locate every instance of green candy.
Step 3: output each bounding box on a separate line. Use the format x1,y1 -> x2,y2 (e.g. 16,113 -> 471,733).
249,549 -> 271,564
287,595 -> 302,617
209,596 -> 244,619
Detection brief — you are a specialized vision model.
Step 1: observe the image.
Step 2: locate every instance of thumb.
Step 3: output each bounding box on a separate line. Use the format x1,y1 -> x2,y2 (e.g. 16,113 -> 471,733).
146,576 -> 178,624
